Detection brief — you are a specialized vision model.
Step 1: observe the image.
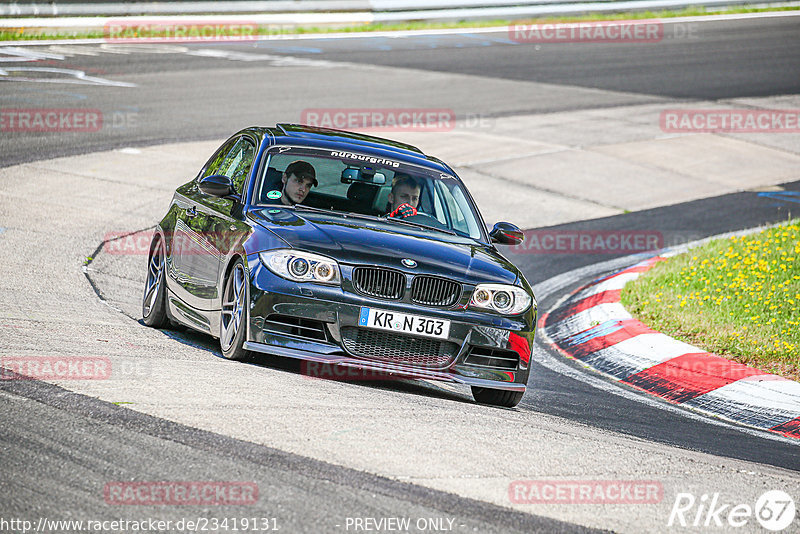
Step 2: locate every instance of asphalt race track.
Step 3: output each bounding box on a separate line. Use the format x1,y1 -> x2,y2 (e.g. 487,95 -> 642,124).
1,13 -> 799,533
3,14 -> 800,167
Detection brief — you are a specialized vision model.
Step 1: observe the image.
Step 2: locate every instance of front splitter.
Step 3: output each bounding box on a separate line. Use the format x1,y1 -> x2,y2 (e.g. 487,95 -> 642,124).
243,341 -> 526,392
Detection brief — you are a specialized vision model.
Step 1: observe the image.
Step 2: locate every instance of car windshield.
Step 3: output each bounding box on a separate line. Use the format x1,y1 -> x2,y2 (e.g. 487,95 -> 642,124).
253,146 -> 485,240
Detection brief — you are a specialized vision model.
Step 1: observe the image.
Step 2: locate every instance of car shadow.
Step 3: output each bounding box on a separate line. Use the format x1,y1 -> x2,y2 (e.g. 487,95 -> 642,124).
140,319 -> 497,407
244,351 -> 474,405
137,318 -> 221,356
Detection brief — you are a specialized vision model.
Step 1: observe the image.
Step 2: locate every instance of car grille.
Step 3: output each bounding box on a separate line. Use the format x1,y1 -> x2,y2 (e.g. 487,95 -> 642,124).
352,267 -> 405,300
340,327 -> 458,368
411,275 -> 461,307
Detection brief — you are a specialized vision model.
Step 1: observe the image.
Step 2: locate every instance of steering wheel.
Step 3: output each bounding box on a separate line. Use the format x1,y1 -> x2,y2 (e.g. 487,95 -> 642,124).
406,211 -> 436,222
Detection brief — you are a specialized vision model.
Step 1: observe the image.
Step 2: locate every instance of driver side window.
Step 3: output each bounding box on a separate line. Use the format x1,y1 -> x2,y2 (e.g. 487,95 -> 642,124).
201,138 -> 238,180
433,180 -> 481,238
201,136 -> 256,196
222,138 -> 256,196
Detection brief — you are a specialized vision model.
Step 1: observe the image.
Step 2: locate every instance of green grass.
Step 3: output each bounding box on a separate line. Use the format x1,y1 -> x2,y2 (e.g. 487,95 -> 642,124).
621,220 -> 800,380
1,4 -> 798,41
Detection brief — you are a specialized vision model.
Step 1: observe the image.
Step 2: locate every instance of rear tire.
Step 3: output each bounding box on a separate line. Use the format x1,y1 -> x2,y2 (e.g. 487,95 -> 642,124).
220,259 -> 250,361
471,386 -> 524,408
142,234 -> 168,328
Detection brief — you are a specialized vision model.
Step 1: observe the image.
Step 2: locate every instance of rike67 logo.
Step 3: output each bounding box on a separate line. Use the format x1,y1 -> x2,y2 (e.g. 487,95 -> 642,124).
668,490 -> 796,531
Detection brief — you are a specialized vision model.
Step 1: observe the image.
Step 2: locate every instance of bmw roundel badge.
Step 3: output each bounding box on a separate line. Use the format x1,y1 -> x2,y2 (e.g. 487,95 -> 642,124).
402,258 -> 418,268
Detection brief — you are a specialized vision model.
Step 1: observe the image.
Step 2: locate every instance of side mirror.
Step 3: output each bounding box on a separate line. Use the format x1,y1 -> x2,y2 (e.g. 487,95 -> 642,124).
199,174 -> 233,197
490,222 -> 524,245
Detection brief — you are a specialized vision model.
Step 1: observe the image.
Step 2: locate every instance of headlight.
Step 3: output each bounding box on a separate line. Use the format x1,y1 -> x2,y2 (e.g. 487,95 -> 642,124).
469,284 -> 532,315
259,250 -> 341,285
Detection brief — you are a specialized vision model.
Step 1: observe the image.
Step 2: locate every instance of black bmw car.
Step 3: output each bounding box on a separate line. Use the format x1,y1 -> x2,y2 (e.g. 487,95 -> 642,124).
143,124 -> 536,407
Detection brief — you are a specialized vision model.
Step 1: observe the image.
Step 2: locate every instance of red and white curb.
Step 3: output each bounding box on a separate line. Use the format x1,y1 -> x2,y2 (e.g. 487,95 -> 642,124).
540,256 -> 800,440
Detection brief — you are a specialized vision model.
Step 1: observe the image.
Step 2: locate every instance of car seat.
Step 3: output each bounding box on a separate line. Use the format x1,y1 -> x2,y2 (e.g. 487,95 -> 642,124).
347,182 -> 381,215
259,167 -> 283,203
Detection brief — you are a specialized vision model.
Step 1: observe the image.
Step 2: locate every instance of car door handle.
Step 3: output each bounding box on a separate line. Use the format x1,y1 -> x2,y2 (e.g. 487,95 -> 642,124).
186,206 -> 197,218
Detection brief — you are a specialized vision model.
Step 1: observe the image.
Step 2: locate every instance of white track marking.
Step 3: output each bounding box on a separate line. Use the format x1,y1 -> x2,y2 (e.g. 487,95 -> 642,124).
557,303 -> 633,333
587,333 -> 702,374
0,46 -> 65,62
685,378 -> 800,429
0,66 -> 136,86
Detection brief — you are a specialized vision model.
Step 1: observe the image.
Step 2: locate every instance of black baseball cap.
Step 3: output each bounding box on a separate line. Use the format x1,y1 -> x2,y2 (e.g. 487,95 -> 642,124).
284,160 -> 317,187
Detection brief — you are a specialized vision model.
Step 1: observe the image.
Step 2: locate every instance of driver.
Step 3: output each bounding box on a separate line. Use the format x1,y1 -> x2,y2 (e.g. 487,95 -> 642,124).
280,160 -> 317,206
387,174 -> 421,218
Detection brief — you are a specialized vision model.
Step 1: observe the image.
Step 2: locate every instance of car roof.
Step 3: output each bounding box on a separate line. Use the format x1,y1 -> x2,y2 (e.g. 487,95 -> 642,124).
246,124 -> 454,176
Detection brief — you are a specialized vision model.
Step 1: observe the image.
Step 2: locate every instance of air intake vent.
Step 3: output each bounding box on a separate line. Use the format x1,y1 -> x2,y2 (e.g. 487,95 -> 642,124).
411,275 -> 461,307
352,267 -> 405,300
464,347 -> 519,370
264,315 -> 327,341
340,327 -> 458,368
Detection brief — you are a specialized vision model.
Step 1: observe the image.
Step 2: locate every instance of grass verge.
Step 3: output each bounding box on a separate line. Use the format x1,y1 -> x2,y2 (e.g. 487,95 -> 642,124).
621,220 -> 800,381
0,4 -> 798,41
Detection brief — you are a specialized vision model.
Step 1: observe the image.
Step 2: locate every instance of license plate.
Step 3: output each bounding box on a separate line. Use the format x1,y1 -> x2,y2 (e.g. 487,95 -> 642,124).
358,307 -> 451,340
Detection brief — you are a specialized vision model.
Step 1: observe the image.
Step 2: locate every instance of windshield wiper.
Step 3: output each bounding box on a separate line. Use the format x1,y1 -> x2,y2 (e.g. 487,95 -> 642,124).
293,205 -> 458,236
387,217 -> 457,236
293,205 -> 379,222
292,204 -> 336,214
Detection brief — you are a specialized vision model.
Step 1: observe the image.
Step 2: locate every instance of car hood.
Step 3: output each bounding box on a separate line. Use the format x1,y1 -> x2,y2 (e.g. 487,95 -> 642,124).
250,208 -> 519,285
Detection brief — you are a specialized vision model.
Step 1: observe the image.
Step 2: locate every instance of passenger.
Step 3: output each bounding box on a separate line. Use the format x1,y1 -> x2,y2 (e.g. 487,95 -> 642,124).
280,160 -> 317,206
387,173 -> 421,218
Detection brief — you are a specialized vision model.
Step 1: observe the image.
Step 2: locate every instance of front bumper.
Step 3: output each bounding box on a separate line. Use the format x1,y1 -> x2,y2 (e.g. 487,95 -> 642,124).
242,341 -> 526,391
246,260 -> 536,390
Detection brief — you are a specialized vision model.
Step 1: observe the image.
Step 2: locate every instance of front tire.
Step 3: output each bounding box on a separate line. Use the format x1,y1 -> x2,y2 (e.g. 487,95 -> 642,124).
142,234 -> 168,328
220,259 -> 250,361
471,386 -> 524,408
